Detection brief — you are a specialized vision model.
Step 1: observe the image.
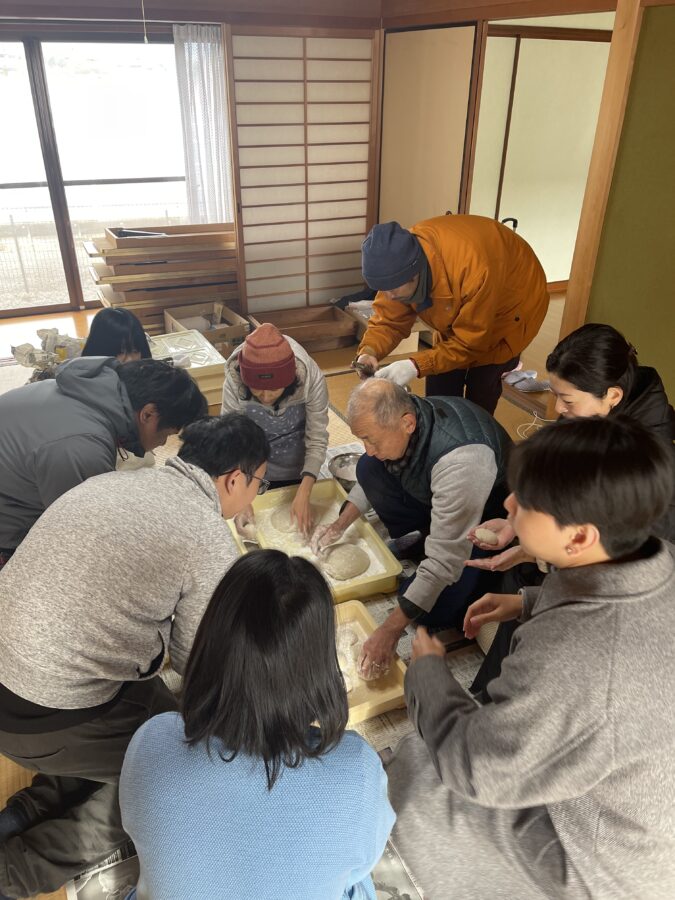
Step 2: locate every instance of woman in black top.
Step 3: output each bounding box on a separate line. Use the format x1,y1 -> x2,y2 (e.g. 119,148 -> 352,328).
468,323 -> 674,698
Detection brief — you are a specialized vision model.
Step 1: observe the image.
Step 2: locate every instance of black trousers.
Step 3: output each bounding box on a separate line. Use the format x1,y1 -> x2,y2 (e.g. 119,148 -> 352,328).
0,678 -> 176,897
426,355 -> 520,415
470,563 -> 546,701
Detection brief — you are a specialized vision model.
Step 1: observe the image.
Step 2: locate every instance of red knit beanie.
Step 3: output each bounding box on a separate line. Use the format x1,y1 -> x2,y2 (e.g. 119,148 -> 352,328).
239,323 -> 296,390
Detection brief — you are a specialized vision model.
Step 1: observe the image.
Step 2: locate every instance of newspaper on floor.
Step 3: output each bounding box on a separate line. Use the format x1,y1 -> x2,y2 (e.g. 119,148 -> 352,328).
373,841 -> 426,899
64,838 -> 424,900
65,841 -> 138,900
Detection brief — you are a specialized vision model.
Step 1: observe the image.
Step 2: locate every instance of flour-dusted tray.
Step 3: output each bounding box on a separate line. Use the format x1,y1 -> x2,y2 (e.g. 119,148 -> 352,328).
336,600 -> 407,725
150,330 -> 226,408
227,479 -> 401,603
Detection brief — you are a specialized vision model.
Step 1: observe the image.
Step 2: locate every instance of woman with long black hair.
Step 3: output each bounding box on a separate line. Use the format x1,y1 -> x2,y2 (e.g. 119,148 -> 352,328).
120,550 -> 394,900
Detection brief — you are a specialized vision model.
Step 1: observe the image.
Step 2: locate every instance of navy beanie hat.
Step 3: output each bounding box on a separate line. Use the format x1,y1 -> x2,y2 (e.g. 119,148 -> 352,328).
361,222 -> 423,291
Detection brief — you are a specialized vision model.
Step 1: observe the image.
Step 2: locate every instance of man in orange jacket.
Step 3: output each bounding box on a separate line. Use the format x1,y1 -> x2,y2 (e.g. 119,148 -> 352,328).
354,216 -> 549,414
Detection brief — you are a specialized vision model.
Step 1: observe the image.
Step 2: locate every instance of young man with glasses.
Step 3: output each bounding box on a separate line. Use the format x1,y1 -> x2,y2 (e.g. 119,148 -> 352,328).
0,414 -> 269,900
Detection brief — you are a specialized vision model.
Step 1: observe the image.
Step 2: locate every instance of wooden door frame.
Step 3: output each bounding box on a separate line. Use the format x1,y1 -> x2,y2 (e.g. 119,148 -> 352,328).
560,0 -> 643,338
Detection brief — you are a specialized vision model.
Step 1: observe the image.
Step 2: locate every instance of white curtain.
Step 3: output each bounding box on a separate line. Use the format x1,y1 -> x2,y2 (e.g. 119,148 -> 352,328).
173,24 -> 234,223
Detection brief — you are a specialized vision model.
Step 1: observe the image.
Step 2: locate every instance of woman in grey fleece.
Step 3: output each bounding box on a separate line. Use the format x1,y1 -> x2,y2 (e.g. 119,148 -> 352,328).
387,416 -> 675,900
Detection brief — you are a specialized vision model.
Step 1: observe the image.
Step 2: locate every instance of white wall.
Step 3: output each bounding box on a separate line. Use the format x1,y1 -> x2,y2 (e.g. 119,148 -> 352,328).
498,38 -> 609,281
379,26 -> 474,226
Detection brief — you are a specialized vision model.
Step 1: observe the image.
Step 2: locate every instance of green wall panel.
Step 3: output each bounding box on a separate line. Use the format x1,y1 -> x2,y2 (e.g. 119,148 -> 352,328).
587,5 -> 675,399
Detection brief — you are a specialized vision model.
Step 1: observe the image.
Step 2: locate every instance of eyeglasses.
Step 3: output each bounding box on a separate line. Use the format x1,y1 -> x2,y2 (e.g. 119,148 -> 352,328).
250,474 -> 271,495
222,471 -> 270,495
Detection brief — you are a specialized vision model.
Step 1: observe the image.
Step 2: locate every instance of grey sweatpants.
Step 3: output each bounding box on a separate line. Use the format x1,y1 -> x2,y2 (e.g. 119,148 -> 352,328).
0,678 -> 176,898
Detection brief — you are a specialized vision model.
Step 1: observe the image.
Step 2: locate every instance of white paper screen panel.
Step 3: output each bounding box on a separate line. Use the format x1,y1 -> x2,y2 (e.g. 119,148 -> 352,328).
237,104 -> 304,125
245,240 -> 306,261
309,269 -> 362,289
308,235 -> 363,255
306,60 -> 371,81
232,31 -> 375,313
241,185 -> 306,206
308,182 -> 367,202
308,163 -> 368,183
306,38 -> 372,59
233,59 -> 303,80
307,82 -> 371,102
307,124 -> 370,144
232,36 -> 303,57
247,274 -> 307,296
239,147 -> 305,166
307,144 -> 369,163
235,82 -> 305,103
247,257 -> 306,278
308,199 -> 367,220
307,104 -> 370,124
240,166 -> 306,187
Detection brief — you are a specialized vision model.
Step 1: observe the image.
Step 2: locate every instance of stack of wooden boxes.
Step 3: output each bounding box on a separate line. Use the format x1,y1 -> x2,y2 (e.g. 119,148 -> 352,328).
84,224 -> 241,336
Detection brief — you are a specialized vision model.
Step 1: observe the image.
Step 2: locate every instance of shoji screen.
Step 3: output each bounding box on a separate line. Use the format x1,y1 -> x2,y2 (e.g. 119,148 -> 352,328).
227,31 -> 377,314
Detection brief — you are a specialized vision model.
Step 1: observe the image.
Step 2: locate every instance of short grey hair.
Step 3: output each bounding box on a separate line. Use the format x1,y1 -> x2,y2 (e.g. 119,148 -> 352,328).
347,379 -> 417,427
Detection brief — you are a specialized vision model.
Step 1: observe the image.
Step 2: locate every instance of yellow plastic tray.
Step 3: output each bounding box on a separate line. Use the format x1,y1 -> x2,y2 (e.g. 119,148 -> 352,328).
336,600 -> 407,726
227,478 -> 402,603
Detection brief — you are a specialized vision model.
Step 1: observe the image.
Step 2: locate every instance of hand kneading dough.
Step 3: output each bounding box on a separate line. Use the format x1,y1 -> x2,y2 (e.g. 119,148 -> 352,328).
323,544 -> 370,581
270,504 -> 311,534
474,527 -> 500,546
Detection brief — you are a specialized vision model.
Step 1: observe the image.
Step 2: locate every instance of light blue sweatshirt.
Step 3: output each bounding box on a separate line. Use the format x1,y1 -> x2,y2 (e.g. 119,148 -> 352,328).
120,712 -> 394,900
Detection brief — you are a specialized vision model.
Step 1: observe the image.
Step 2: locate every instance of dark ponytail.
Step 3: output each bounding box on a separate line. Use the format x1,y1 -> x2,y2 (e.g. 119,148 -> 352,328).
546,323 -> 637,407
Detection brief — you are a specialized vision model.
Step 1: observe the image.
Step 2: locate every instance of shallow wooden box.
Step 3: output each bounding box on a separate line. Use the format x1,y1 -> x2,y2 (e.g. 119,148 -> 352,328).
336,600 -> 407,725
164,302 -> 249,350
105,223 -> 235,250
248,306 -> 358,353
227,479 -> 402,604
149,330 -> 226,406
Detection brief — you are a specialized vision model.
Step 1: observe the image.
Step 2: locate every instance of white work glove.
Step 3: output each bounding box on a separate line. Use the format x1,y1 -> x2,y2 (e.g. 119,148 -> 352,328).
310,521 -> 345,556
375,359 -> 418,387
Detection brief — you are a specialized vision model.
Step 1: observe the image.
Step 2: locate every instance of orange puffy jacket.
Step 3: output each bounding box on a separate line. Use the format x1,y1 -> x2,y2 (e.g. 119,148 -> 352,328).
357,215 -> 549,377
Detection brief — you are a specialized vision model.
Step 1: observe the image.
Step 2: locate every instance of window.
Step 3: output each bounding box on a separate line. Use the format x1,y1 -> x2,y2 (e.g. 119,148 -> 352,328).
0,38 -> 188,315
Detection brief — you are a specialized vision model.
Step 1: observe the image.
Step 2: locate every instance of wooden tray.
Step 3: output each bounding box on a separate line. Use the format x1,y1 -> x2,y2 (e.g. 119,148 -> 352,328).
105,223 -> 235,249
87,239 -> 237,265
248,305 -> 358,353
90,261 -> 235,291
227,479 -> 402,604
336,600 -> 407,726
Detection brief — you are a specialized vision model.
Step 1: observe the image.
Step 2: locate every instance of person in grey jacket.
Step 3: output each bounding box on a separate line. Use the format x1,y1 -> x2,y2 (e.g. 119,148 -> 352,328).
387,416 -> 675,900
0,414 -> 270,900
311,379 -> 511,678
0,356 -> 206,561
222,323 -> 329,536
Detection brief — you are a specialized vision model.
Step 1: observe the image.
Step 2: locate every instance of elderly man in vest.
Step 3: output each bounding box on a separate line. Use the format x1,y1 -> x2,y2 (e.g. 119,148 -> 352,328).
353,216 -> 549,414
311,379 -> 512,676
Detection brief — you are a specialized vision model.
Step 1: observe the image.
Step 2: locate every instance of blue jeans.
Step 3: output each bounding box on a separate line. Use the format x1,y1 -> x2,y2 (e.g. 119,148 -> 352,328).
357,454 -> 499,628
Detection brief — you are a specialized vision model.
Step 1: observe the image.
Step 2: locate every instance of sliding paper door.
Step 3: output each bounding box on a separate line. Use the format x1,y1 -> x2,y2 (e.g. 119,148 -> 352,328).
227,30 -> 378,314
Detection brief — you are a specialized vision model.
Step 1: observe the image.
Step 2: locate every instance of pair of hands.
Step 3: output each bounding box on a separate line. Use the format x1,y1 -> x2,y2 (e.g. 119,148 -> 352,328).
234,484 -> 315,541
409,592 -> 523,664
353,354 -> 418,388
465,518 -> 535,573
362,589 -> 524,673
